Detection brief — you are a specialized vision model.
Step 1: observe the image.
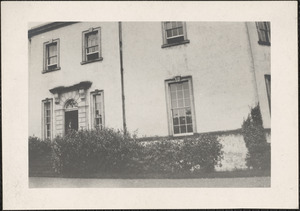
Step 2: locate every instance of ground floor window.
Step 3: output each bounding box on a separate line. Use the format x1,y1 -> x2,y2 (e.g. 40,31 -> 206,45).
42,98 -> 53,139
166,76 -> 196,136
91,90 -> 104,129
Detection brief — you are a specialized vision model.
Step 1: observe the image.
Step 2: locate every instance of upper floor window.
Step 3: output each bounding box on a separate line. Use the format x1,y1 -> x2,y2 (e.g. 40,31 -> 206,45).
256,22 -> 270,46
43,39 -> 60,73
162,22 -> 189,48
81,27 -> 103,65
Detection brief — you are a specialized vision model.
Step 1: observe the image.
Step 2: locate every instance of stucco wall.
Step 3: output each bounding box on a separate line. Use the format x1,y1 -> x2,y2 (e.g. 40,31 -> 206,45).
246,22 -> 271,129
215,134 -> 248,171
29,22 -> 123,138
122,22 -> 258,137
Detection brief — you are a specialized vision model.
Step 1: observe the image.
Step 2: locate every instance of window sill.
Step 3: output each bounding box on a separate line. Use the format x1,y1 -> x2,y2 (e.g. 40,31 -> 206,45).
161,40 -> 190,48
42,67 -> 61,74
80,57 -> 103,65
173,132 -> 194,137
258,41 -> 270,46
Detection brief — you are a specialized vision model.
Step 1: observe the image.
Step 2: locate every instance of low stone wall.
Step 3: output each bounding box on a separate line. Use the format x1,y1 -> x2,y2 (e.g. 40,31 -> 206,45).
138,129 -> 270,172
215,134 -> 248,171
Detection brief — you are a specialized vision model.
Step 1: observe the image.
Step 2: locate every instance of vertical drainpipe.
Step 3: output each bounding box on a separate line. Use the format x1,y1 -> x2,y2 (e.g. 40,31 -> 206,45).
245,22 -> 260,105
119,22 -> 127,134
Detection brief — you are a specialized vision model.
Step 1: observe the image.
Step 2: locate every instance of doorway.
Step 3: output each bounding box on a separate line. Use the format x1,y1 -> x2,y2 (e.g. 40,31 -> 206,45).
65,110 -> 78,134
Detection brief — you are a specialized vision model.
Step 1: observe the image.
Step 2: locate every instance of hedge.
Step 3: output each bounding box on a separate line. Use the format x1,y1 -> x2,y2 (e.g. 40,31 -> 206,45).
241,103 -> 271,170
30,128 -> 223,176
29,128 -> 222,175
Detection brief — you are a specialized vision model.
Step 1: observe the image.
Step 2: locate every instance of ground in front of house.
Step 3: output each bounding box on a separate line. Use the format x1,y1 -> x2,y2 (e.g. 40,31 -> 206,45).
29,176 -> 270,188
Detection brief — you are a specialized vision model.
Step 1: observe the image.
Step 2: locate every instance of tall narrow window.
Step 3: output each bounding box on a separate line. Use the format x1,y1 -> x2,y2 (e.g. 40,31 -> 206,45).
42,99 -> 53,139
43,39 -> 60,73
82,27 -> 102,64
265,75 -> 271,114
162,22 -> 189,48
256,22 -> 270,46
91,90 -> 104,129
166,77 -> 196,136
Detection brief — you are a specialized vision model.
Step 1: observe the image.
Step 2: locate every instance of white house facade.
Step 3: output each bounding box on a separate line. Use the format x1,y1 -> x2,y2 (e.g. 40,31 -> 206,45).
28,22 -> 270,170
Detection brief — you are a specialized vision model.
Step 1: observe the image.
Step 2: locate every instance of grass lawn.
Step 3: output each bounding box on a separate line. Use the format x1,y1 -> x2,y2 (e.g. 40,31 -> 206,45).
29,153 -> 270,179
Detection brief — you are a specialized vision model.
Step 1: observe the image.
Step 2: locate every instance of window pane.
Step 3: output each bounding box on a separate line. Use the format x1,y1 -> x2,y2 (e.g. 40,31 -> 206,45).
172,109 -> 179,117
173,109 -> 179,117
177,22 -> 183,27
184,99 -> 190,107
87,32 -> 98,47
180,125 -> 187,133
183,82 -> 189,90
179,116 -> 186,124
184,89 -> 190,98
48,44 -> 57,57
176,83 -> 183,91
165,22 -> 172,29
185,108 -> 191,115
178,27 -> 183,35
173,117 -> 179,126
187,124 -> 193,133
166,30 -> 172,38
170,84 -> 177,92
177,90 -> 183,99
177,99 -> 184,108
179,108 -> 185,117
174,126 -> 180,134
171,100 -> 177,108
186,116 -> 192,124
171,91 -> 177,100
172,29 -> 178,36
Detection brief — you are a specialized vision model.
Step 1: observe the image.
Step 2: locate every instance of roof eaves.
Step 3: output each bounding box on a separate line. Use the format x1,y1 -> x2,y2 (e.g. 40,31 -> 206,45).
28,22 -> 79,39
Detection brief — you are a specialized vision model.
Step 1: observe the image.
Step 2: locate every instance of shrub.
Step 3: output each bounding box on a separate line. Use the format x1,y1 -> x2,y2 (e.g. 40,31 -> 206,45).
138,134 -> 223,174
52,128 -> 139,174
180,134 -> 223,172
241,103 -> 271,170
138,140 -> 182,173
29,136 -> 52,161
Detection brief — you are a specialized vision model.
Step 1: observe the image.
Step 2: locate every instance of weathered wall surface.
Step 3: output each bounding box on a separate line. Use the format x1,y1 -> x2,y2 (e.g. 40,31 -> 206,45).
122,22 -> 258,137
215,134 -> 248,171
29,22 -> 123,138
246,22 -> 271,130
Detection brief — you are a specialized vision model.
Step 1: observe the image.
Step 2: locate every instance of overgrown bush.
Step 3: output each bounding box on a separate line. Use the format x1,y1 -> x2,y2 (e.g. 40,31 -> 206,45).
138,134 -> 223,174
180,134 -> 223,172
241,103 -> 271,170
52,128 -> 139,174
32,128 -> 223,176
29,136 -> 52,161
138,140 -> 182,173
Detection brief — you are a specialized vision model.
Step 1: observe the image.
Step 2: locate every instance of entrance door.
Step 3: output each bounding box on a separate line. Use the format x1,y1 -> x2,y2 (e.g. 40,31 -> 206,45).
65,110 -> 78,134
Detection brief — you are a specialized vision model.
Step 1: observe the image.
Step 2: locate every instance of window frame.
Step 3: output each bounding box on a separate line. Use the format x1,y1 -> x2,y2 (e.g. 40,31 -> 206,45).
41,98 -> 53,140
256,22 -> 271,46
43,38 -> 60,73
264,74 -> 271,114
81,27 -> 103,65
90,90 -> 105,129
165,76 -> 196,136
161,22 -> 190,48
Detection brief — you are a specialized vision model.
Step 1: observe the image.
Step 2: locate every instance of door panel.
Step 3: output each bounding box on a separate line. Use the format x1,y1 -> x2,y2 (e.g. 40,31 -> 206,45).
65,110 -> 78,134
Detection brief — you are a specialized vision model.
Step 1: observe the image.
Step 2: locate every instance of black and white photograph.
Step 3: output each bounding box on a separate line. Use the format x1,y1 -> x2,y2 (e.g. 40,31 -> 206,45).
2,1 -> 298,210
28,21 -> 271,188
